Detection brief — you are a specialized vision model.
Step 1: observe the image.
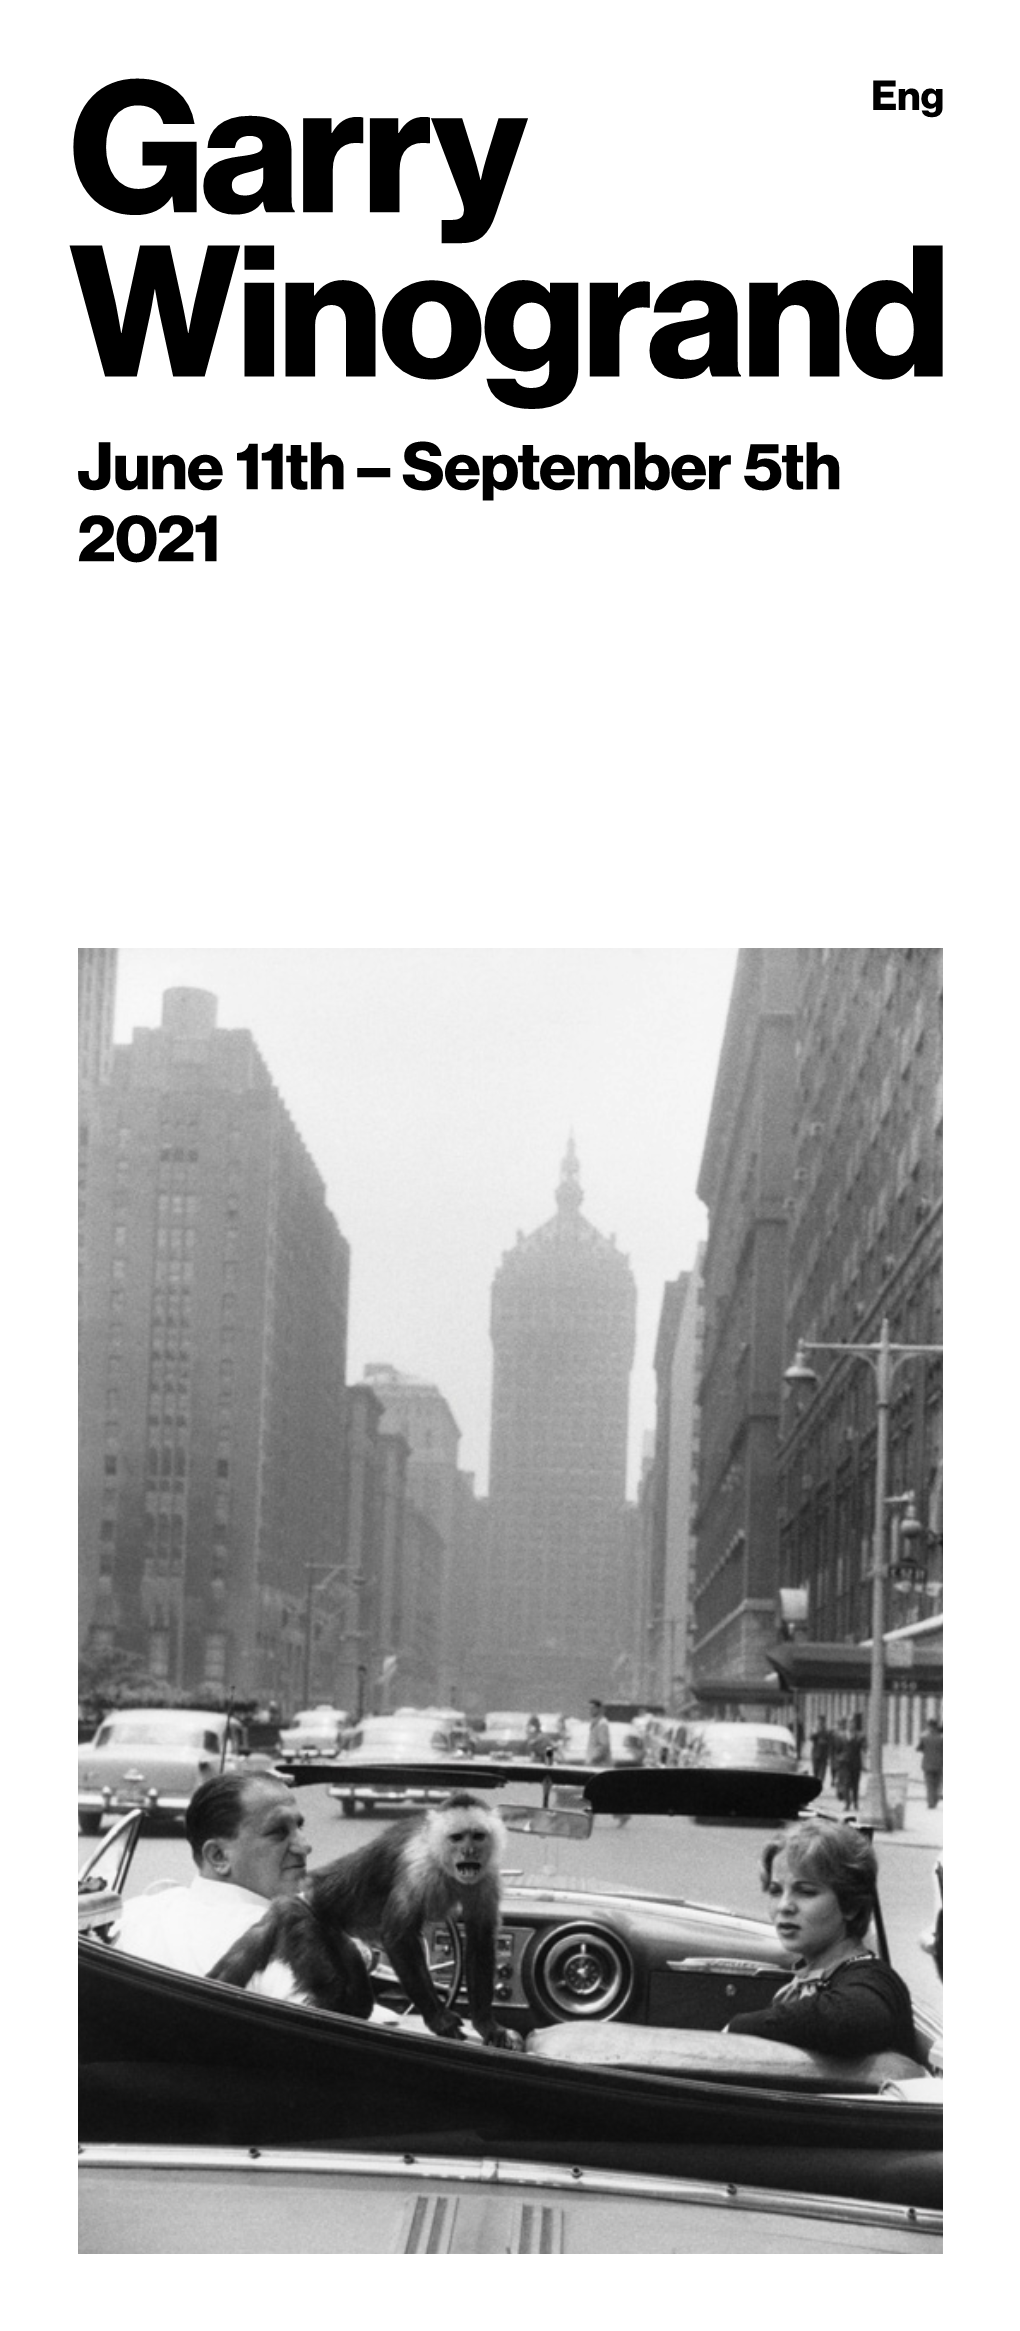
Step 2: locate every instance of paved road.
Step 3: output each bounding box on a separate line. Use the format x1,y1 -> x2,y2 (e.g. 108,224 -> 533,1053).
82,1778 -> 943,2023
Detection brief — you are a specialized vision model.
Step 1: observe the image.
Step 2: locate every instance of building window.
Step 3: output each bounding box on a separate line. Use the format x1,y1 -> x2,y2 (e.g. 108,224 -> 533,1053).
204,1634 -> 226,1684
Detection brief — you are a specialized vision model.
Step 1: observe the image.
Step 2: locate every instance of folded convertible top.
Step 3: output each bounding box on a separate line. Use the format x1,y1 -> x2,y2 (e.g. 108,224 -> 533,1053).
273,1758 -> 821,1821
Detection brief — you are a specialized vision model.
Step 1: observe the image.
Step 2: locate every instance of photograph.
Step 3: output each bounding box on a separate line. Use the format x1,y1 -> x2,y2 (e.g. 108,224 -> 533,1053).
78,946 -> 943,2258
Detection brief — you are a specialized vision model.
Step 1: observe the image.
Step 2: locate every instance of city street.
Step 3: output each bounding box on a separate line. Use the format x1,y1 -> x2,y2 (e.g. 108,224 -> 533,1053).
85,1781 -> 943,2025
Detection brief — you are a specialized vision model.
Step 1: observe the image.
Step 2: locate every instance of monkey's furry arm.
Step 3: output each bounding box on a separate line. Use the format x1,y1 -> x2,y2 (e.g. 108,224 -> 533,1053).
209,1897 -> 374,2018
379,1913 -> 466,2038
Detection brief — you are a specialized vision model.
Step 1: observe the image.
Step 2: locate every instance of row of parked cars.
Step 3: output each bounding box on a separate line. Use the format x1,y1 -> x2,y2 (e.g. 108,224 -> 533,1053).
639,1715 -> 800,1772
77,1699 -> 799,1832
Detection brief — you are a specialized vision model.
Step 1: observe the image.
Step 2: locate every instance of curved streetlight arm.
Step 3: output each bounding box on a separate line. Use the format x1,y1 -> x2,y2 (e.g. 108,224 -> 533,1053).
793,1336 -> 942,1389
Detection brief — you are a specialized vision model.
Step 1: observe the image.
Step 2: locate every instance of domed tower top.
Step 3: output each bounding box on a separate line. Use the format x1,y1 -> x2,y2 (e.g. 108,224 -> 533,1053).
555,1133 -> 583,1219
495,1140 -> 633,1284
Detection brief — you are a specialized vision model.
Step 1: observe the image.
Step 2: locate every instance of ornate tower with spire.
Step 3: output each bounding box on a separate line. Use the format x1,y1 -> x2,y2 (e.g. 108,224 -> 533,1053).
480,1141 -> 637,1709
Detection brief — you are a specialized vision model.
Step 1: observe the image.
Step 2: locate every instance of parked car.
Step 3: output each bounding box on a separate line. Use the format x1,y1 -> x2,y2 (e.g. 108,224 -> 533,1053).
396,1705 -> 481,1755
641,1715 -> 689,1766
607,1721 -> 647,1765
476,1711 -> 536,1757
78,1755 -> 942,2252
679,1721 -> 800,1773
326,1713 -> 470,1814
277,1705 -> 351,1757
77,1707 -> 276,1833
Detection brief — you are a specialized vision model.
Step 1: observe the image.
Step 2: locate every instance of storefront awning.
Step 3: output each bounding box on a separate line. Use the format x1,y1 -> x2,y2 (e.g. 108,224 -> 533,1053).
767,1639 -> 943,1692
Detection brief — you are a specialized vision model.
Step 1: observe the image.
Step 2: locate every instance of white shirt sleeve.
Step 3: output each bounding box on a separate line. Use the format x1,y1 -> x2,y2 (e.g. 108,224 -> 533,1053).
113,1878 -> 271,1976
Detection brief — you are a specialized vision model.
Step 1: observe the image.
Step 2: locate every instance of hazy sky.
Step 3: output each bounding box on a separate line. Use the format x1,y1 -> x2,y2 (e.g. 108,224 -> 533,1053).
114,950 -> 737,1494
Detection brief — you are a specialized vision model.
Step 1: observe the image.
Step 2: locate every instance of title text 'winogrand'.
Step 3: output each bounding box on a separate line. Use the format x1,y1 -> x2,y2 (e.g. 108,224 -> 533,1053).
70,81 -> 944,405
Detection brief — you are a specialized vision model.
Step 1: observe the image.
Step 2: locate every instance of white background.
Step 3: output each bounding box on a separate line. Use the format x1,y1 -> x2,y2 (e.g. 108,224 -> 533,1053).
9,0 -> 1008,2304
24,0 -> 1000,929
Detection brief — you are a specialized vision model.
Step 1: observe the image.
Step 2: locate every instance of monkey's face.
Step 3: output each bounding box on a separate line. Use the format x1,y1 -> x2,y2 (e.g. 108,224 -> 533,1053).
443,1817 -> 494,1888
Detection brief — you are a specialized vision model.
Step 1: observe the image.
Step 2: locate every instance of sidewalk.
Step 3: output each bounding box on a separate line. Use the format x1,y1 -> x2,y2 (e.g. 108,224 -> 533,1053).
809,1781 -> 942,1850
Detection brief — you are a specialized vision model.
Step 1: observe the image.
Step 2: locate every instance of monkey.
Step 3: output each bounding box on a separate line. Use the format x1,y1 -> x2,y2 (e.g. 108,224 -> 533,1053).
209,1792 -> 522,2048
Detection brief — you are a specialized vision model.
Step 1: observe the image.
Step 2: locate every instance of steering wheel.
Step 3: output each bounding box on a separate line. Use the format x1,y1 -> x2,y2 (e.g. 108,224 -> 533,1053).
424,1917 -> 465,2008
373,1918 -> 465,2011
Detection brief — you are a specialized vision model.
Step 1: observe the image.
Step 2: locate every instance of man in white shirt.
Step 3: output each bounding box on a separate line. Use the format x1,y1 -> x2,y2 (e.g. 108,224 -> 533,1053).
586,1697 -> 629,1829
114,1771 -> 311,1979
586,1699 -> 612,1766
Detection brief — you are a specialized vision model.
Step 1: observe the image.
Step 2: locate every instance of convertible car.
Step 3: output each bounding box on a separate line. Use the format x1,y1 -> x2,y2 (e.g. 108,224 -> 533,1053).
79,1758 -> 942,2254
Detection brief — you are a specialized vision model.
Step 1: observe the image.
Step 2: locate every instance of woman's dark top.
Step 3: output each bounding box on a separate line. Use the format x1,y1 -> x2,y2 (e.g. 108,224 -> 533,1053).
727,1951 -> 916,2059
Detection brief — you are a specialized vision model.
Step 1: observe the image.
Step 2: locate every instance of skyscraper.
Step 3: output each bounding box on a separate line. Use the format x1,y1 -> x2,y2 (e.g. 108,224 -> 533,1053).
79,949 -> 117,1102
692,950 -> 799,1696
643,1246 -> 705,1708
480,1141 -> 637,1710
80,950 -> 118,1334
361,1362 -> 462,1699
78,988 -> 350,1705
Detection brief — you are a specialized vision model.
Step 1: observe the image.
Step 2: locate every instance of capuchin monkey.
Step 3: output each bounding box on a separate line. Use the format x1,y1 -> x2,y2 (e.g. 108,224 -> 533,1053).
209,1792 -> 522,2049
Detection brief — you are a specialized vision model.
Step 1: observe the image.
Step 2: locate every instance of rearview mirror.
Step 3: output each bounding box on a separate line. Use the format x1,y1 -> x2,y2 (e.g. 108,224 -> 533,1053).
501,1803 -> 593,1839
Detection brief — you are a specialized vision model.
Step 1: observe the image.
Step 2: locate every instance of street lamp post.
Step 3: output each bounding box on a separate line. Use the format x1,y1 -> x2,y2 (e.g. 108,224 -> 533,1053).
302,1563 -> 364,1708
784,1314 -> 942,1828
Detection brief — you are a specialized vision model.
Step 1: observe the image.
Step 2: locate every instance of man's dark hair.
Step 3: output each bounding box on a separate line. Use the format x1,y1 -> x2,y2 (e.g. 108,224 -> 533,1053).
185,1771 -> 280,1864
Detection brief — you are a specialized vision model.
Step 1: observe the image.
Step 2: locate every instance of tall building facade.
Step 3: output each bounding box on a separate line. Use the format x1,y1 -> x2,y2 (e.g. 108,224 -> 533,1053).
361,1362 -> 461,1697
660,1246 -> 705,1710
642,1285 -> 685,1701
79,950 -> 117,1101
78,988 -> 350,1704
326,1383 -> 450,1716
692,952 -> 799,1698
776,949 -> 943,1744
446,1486 -> 489,1722
80,951 -> 119,1347
480,1141 -> 637,1711
445,1470 -> 487,1716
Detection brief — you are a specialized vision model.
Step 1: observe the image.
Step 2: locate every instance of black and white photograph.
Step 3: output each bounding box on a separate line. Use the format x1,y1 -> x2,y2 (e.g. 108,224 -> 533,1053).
78,947 -> 943,2258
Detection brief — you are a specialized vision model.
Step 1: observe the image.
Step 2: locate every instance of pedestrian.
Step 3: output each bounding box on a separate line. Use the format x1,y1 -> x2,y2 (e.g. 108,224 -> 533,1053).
586,1697 -> 612,1765
830,1719 -> 850,1804
810,1720 -> 832,1786
524,1714 -> 557,1764
918,1717 -> 943,1808
842,1715 -> 865,1813
587,1696 -> 629,1826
